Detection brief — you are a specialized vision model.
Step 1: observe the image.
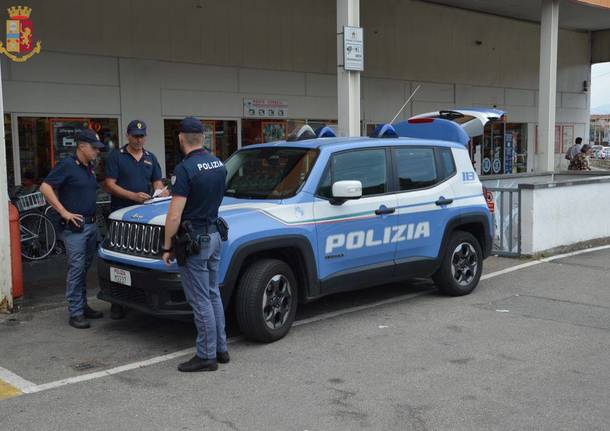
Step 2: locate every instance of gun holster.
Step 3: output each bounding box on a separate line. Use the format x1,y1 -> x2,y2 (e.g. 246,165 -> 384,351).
172,221 -> 200,267
216,217 -> 229,241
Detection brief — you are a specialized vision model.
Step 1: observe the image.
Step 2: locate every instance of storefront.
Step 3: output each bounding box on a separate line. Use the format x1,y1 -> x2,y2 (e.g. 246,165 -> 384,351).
6,115 -> 119,195
471,122 -> 528,176
164,118 -> 238,176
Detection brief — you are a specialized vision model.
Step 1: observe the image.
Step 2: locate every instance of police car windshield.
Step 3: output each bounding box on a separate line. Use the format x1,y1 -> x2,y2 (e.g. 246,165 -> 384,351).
224,147 -> 318,199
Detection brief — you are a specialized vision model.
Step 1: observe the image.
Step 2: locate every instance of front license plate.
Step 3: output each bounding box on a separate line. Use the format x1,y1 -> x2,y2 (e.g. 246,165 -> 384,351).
110,267 -> 132,286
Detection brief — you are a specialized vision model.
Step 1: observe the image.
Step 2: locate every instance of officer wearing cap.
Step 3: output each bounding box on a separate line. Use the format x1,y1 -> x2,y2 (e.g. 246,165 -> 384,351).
104,119 -> 166,319
162,117 -> 229,372
40,129 -> 106,329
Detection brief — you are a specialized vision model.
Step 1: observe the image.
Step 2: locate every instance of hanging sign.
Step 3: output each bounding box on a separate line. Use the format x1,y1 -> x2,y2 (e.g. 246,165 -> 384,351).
243,98 -> 288,118
343,26 -> 364,71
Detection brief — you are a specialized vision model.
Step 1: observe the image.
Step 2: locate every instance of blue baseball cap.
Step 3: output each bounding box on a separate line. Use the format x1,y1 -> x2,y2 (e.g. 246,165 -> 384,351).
127,120 -> 147,136
179,116 -> 204,134
76,128 -> 106,150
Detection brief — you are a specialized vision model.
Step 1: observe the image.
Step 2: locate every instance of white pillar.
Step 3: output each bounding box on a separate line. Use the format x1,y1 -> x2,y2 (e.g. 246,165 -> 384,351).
337,0 -> 360,137
536,0 -> 559,173
0,64 -> 13,312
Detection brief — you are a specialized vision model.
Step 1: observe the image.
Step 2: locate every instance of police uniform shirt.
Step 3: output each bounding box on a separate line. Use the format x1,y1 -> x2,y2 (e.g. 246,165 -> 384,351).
44,156 -> 98,217
172,149 -> 226,233
105,145 -> 162,210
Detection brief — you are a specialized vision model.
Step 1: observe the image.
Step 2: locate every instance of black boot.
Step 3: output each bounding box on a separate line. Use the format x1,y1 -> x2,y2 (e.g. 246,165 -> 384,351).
84,305 -> 103,319
69,315 -> 90,329
217,351 -> 230,364
110,304 -> 126,320
178,355 -> 218,372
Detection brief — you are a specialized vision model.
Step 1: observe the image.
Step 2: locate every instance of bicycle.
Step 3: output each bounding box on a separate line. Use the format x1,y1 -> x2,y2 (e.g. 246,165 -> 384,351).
14,191 -> 57,261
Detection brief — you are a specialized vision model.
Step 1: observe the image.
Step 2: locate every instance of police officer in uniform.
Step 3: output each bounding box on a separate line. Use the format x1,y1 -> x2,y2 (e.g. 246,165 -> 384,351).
40,129 -> 106,329
104,119 -> 167,319
162,117 -> 229,372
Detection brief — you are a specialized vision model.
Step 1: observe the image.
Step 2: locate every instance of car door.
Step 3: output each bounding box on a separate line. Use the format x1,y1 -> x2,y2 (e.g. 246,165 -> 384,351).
392,145 -> 457,278
313,147 -> 398,291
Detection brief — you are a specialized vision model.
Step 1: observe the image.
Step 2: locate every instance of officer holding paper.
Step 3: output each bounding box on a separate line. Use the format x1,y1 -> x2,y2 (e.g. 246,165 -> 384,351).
104,119 -> 167,319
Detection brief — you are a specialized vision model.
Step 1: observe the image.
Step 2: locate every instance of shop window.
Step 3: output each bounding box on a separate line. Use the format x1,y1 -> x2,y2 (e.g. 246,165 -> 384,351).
164,119 -> 237,176
242,119 -> 337,146
17,116 -> 119,186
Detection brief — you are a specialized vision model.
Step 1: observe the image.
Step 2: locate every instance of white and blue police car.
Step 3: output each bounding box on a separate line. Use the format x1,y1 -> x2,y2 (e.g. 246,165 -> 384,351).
98,109 -> 498,342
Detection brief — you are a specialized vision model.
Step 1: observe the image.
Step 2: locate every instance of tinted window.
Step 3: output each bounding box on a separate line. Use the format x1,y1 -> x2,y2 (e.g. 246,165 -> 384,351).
395,147 -> 438,191
318,149 -> 387,198
437,147 -> 456,180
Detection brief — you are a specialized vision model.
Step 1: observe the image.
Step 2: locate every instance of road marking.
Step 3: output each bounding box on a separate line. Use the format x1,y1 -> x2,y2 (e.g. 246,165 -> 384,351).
5,243 -> 610,396
480,244 -> 610,281
0,366 -> 36,399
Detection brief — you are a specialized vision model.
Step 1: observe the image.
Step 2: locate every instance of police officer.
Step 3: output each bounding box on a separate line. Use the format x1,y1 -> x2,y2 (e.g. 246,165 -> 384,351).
162,117 -> 229,372
104,119 -> 166,319
40,129 -> 106,329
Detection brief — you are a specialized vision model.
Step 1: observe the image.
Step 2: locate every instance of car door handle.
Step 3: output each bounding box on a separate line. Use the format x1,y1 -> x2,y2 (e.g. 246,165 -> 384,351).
435,198 -> 453,206
375,207 -> 396,215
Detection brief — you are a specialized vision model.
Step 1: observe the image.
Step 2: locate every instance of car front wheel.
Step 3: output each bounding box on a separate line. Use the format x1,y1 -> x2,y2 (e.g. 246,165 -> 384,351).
235,259 -> 298,343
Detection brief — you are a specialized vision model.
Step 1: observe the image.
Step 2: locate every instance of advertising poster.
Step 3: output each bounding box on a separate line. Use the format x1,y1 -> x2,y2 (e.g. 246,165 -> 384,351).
50,119 -> 90,166
504,133 -> 513,174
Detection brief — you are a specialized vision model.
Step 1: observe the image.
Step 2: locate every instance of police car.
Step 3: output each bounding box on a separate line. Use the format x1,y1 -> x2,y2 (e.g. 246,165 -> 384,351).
98,109 -> 498,343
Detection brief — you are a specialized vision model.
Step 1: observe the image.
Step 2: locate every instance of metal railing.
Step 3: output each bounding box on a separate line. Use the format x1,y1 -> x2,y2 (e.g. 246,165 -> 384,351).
487,187 -> 521,257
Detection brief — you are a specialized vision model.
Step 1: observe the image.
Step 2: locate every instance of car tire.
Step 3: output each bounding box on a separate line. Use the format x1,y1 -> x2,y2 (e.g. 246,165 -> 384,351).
236,259 -> 298,343
433,230 -> 483,296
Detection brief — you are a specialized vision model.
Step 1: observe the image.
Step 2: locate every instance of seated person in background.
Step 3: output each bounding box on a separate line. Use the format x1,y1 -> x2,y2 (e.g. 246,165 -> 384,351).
13,171 -> 38,197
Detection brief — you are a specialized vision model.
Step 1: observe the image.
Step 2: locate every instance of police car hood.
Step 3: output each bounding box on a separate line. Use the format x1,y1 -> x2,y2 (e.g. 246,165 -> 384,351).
108,196 -> 284,226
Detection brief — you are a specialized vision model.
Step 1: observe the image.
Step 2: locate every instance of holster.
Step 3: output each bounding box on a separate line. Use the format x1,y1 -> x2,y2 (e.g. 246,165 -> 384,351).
172,221 -> 200,267
216,217 -> 229,241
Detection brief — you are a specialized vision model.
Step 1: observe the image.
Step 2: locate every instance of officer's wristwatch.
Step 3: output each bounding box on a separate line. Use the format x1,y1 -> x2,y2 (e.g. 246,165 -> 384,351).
162,247 -> 172,253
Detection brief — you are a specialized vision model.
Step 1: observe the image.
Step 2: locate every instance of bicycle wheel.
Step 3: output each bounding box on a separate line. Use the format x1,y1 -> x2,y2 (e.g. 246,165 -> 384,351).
19,213 -> 57,260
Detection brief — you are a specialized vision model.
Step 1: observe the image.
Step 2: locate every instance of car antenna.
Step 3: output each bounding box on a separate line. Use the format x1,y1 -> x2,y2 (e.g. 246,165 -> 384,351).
389,85 -> 421,124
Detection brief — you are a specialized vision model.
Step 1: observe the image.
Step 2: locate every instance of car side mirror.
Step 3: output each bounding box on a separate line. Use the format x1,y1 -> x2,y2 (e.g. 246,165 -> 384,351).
330,180 -> 362,205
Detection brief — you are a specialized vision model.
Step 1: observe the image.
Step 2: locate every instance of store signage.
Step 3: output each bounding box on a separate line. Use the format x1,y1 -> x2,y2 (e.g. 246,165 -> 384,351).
243,98 -> 288,119
504,134 -> 513,174
343,26 -> 364,71
482,157 -> 491,174
492,158 -> 501,174
0,6 -> 41,62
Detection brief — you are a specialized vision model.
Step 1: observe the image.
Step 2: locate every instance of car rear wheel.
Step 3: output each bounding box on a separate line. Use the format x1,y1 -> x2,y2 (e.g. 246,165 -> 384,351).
433,231 -> 483,296
235,259 -> 298,343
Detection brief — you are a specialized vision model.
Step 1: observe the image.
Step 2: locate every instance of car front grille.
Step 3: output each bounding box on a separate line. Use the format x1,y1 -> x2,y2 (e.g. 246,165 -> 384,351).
104,221 -> 164,258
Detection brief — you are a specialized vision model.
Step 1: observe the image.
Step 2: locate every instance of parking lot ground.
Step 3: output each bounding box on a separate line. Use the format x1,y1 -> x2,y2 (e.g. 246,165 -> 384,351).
1,249 -> 609,430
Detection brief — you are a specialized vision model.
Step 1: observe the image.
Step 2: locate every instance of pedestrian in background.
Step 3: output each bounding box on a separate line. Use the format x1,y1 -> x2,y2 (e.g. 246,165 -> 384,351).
162,117 -> 229,372
569,144 -> 592,171
104,119 -> 167,319
565,137 -> 583,162
39,129 -> 106,329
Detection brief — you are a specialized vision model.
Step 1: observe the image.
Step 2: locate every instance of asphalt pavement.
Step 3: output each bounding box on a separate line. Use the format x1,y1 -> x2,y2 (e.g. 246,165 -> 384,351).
0,251 -> 609,431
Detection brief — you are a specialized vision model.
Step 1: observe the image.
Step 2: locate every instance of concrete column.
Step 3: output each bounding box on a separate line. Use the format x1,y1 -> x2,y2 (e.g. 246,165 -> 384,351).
536,0 -> 559,172
119,59 -> 165,175
0,65 -> 13,312
336,0 -> 360,137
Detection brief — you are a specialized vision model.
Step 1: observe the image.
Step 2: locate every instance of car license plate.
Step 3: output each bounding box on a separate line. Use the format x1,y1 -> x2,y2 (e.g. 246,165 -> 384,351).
110,267 -> 132,286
